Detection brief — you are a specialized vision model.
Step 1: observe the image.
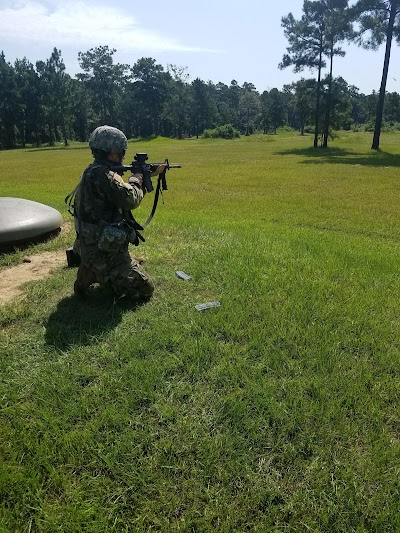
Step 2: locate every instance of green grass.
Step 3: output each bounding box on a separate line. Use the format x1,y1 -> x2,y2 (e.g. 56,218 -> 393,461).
1,132 -> 400,531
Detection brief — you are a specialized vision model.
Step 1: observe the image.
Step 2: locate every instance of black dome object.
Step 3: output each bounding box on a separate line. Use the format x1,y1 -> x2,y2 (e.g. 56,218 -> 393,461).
0,197 -> 63,247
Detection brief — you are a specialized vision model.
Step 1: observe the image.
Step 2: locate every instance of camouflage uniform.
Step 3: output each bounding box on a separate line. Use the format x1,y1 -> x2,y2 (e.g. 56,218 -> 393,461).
73,160 -> 154,300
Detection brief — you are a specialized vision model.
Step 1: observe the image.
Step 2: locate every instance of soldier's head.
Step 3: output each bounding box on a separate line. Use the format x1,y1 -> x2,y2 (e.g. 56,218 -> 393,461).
89,125 -> 128,164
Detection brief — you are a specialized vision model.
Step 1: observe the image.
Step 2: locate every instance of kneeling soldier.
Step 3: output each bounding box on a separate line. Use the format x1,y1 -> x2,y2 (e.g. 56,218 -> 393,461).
71,125 -> 162,301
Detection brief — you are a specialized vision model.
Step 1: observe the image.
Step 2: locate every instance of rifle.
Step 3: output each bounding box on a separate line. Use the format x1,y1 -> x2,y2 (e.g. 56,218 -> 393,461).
111,152 -> 182,228
111,152 -> 181,193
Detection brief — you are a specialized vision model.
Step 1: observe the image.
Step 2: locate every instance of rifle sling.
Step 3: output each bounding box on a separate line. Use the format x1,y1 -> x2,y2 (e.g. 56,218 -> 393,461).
136,174 -> 163,229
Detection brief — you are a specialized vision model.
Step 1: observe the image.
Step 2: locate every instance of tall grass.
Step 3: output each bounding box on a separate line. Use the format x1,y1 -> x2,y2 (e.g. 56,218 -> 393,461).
1,132 -> 399,531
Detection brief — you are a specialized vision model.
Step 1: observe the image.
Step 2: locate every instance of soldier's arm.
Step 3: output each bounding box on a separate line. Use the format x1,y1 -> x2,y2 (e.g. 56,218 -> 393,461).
103,170 -> 144,210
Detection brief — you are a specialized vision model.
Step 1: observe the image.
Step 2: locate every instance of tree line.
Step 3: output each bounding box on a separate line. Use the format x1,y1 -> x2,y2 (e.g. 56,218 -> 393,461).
0,1 -> 399,150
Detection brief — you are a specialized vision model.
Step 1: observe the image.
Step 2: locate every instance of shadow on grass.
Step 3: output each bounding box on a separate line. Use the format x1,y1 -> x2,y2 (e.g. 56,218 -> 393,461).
0,229 -> 61,254
26,136 -> 174,150
129,136 -> 162,144
275,147 -> 400,167
26,145 -> 89,152
45,287 -> 145,350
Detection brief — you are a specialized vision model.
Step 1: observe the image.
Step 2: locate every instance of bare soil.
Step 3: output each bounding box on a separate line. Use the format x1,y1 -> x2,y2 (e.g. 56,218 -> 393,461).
0,251 -> 66,306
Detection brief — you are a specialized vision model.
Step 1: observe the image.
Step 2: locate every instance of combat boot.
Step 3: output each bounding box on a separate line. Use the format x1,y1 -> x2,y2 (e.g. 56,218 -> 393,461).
74,264 -> 97,296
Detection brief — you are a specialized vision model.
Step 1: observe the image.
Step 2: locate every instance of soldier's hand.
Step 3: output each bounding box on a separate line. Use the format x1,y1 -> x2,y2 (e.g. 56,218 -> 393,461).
150,164 -> 166,177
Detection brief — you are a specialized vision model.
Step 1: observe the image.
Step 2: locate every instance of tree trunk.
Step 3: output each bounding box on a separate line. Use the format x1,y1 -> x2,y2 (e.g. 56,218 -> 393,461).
313,42 -> 323,148
62,116 -> 68,146
22,121 -> 26,148
323,42 -> 334,148
372,0 -> 397,150
49,123 -> 55,146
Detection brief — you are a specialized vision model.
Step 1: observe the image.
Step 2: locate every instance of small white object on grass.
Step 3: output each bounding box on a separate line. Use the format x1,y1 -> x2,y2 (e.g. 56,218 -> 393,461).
176,271 -> 191,280
195,301 -> 221,311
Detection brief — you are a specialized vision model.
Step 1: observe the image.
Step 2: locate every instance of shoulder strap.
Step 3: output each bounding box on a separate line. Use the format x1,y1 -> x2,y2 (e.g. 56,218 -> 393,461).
65,182 -> 80,216
141,175 -> 163,228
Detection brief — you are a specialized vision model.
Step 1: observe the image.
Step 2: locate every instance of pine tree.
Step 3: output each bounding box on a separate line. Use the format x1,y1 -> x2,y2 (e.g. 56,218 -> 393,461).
280,1 -> 353,147
354,0 -> 400,149
77,46 -> 128,126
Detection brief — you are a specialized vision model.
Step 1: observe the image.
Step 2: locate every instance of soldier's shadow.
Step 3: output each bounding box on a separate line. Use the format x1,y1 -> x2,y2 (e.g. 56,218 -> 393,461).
44,286 -> 144,351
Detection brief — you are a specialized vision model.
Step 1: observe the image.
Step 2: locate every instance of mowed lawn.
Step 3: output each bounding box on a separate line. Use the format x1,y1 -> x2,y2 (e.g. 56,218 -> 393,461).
0,132 -> 399,531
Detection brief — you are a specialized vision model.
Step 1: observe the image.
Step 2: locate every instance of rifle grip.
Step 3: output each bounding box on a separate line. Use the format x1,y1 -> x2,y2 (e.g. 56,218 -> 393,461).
143,173 -> 154,193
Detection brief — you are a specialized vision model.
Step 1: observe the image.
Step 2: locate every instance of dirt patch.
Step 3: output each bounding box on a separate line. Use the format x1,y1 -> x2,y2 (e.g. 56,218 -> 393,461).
0,251 -> 66,306
61,221 -> 72,235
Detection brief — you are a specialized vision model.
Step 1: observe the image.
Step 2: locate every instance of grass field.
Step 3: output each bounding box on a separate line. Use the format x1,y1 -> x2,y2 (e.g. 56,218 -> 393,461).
0,132 -> 399,532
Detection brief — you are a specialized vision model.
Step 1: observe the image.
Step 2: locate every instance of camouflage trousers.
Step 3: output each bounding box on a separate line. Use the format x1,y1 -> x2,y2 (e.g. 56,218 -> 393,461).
74,239 -> 154,300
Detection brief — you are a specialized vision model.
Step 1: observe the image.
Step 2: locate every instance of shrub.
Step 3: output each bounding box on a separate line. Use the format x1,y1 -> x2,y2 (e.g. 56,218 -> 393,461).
277,126 -> 295,133
203,124 -> 240,139
303,125 -> 315,134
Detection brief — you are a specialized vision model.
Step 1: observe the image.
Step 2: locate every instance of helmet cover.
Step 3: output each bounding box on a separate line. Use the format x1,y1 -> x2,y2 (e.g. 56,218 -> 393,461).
89,125 -> 128,153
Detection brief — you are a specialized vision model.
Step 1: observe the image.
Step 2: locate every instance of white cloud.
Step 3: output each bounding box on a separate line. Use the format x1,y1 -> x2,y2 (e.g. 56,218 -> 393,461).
0,1 -> 220,53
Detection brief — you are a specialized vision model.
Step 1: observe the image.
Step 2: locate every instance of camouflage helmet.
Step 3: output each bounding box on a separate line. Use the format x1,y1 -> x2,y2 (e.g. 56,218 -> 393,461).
89,125 -> 128,154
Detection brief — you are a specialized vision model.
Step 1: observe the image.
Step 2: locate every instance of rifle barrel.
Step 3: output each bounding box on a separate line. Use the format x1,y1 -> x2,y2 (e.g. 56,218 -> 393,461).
151,163 -> 182,168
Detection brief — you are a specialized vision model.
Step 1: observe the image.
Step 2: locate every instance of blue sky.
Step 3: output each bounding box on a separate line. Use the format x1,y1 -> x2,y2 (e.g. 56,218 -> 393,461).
1,0 -> 400,94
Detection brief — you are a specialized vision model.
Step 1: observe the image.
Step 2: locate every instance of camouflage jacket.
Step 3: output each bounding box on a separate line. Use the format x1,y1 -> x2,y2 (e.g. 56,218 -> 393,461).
74,160 -> 143,241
